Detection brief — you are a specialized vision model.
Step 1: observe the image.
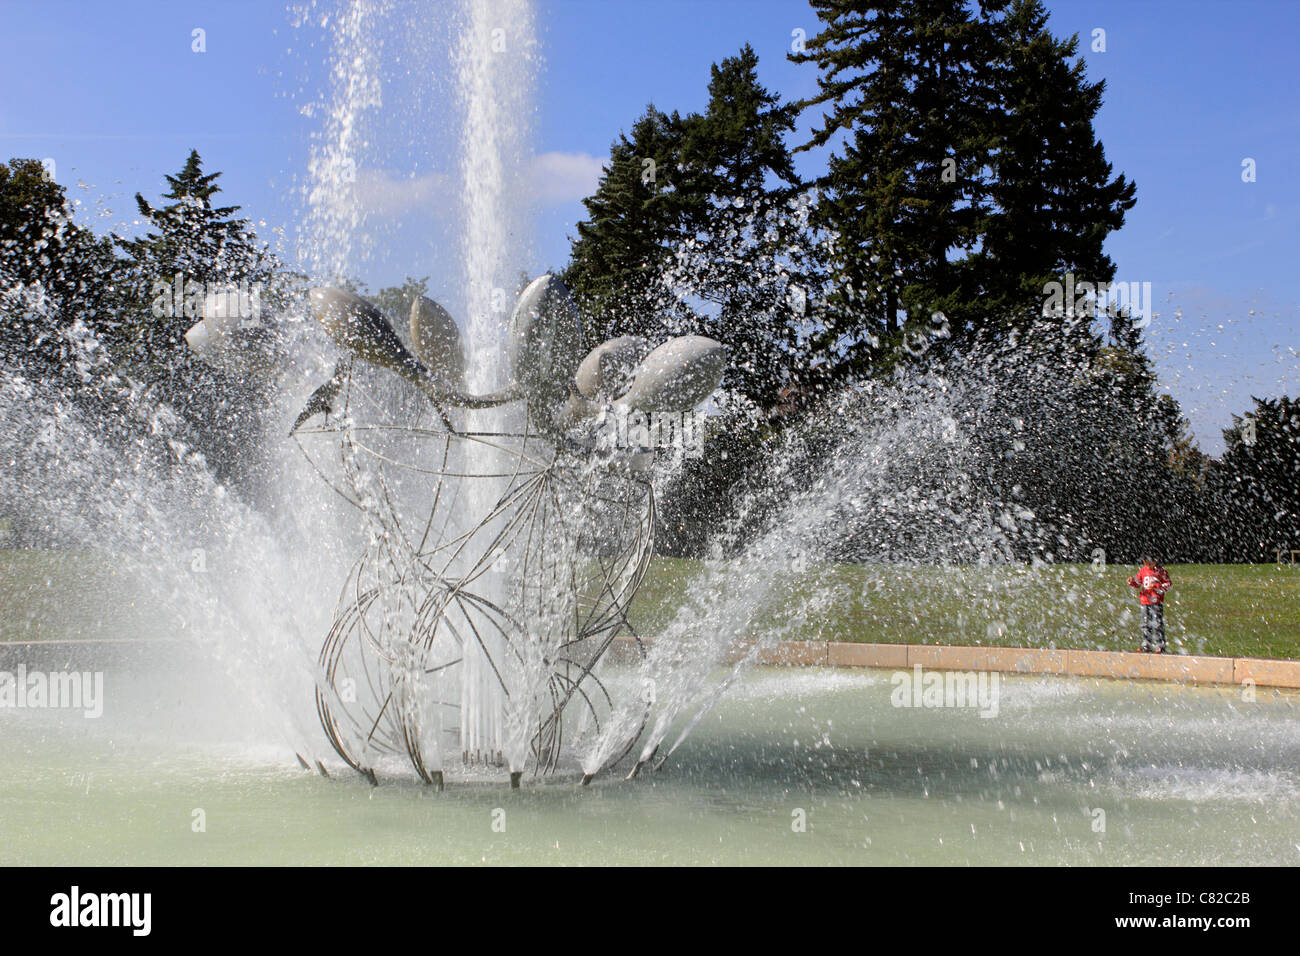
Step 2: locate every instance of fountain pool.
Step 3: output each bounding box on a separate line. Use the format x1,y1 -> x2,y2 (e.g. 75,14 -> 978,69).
3,660 -> 1296,865
1,0 -> 1297,874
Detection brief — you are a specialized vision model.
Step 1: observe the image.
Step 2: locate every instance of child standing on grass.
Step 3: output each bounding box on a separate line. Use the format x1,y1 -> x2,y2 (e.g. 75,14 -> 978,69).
1128,555 -> 1172,653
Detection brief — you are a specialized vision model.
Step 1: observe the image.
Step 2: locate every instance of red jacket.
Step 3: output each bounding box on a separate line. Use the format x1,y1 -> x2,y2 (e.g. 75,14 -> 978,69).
1128,564 -> 1171,605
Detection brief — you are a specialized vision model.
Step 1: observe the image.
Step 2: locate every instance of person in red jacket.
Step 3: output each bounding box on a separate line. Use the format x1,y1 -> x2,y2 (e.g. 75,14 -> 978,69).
1128,555 -> 1172,653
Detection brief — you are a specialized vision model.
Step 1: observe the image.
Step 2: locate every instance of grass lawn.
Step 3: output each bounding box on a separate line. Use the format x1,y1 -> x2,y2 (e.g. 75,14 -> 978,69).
4,549 -> 1299,661
0,549 -> 158,643
629,557 -> 1300,661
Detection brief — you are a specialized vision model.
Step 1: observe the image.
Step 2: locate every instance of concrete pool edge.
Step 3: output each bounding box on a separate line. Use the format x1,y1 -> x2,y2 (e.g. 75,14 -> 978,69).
785,641 -> 1298,688
4,637 -> 1299,689
613,638 -> 1300,689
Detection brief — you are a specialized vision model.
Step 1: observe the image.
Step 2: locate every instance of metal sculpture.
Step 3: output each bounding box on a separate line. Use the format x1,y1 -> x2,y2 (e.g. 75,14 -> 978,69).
186,275 -> 725,787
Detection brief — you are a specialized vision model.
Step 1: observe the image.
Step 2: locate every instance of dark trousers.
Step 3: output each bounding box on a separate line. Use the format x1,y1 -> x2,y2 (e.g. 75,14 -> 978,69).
1141,603 -> 1166,651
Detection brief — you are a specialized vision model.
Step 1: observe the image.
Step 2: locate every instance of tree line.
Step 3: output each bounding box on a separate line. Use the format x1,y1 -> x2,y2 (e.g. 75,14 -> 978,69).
559,0 -> 1295,564
1,0 -> 1295,563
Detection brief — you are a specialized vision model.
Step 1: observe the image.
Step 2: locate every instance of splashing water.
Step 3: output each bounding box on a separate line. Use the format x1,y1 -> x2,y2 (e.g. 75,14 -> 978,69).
3,0 -> 1274,799
452,0 -> 538,770
301,0 -> 388,283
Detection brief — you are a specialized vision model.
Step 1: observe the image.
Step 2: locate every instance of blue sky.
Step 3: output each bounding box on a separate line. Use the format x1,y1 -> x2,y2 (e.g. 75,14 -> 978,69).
1,0 -> 1296,451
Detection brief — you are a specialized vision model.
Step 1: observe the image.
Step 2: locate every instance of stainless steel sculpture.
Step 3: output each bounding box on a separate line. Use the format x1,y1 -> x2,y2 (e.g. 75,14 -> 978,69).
187,275 -> 725,787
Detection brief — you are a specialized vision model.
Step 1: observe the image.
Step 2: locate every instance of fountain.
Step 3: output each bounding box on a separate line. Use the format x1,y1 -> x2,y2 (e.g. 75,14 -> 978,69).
231,278 -> 723,786
205,0 -> 747,787
0,0 -> 1297,871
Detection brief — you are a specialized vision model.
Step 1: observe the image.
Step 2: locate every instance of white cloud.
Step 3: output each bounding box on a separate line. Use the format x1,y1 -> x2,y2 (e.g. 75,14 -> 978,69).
528,151 -> 606,205
340,152 -> 604,218
351,169 -> 454,217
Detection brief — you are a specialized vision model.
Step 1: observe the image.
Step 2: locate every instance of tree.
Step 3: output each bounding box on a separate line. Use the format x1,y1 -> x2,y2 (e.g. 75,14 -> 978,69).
0,158 -> 123,380
369,275 -> 430,326
116,149 -> 281,371
791,0 -> 992,371
973,0 -> 1137,331
113,150 -> 285,484
790,0 -> 1136,369
563,49 -> 817,554
672,44 -> 811,411
567,48 -> 813,413
562,106 -> 695,343
1217,397 -> 1300,562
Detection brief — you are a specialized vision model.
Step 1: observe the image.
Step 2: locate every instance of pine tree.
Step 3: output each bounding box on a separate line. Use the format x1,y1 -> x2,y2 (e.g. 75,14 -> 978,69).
116,149 -> 280,369
113,150 -> 284,484
673,45 -> 807,410
0,157 -> 123,378
680,45 -> 799,201
975,0 -> 1136,329
566,49 -> 810,411
791,0 -> 1137,370
563,50 -> 812,554
370,276 -> 430,326
561,106 -> 695,343
791,0 -> 991,373
1218,396 -> 1300,561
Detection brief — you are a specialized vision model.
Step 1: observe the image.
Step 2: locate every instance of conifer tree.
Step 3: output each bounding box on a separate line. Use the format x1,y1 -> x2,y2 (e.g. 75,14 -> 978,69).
791,0 -> 991,371
674,44 -> 806,410
0,158 -> 123,378
1218,396 -> 1300,561
561,106 -> 694,343
791,0 -> 1136,367
566,49 -> 808,411
114,150 -> 284,483
116,149 -> 280,370
975,0 -> 1136,329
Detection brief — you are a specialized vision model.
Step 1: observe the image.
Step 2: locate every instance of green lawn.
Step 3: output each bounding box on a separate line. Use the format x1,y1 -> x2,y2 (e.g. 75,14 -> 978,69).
0,549 -> 158,643
5,549 -> 1299,661
628,557 -> 1300,661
